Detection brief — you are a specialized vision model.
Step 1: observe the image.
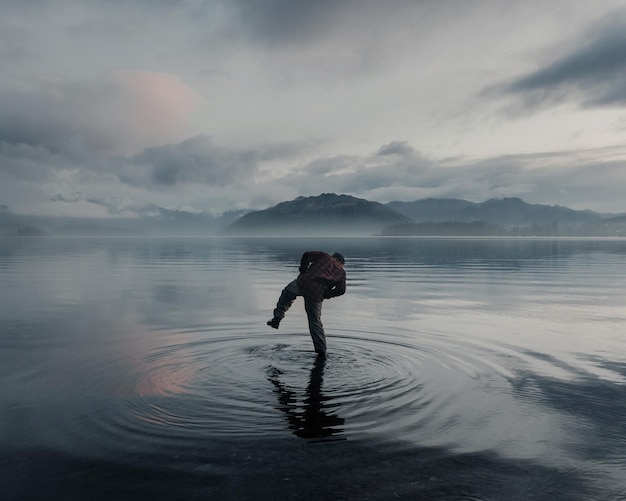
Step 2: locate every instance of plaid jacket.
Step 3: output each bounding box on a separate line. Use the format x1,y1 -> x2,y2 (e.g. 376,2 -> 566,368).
296,251 -> 346,302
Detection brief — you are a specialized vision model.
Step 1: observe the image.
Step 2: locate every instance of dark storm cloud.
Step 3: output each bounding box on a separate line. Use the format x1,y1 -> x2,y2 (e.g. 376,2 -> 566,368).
0,82 -> 112,182
0,88 -> 89,156
0,82 -> 123,190
226,0 -> 451,80
0,79 -> 139,159
0,70 -> 201,197
376,141 -> 421,158
123,136 -> 307,189
501,9 -> 626,109
234,0 -> 340,46
232,0 -> 444,45
126,136 -> 255,187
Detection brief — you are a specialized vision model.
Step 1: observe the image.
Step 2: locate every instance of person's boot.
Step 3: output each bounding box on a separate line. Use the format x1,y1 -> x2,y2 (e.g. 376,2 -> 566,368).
267,318 -> 280,329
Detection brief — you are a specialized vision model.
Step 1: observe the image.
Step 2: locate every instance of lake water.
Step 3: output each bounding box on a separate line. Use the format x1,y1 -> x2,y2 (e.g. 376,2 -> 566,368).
1,236 -> 626,500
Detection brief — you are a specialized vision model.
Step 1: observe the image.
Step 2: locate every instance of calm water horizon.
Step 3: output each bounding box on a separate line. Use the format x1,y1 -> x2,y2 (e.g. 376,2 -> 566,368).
1,236 -> 625,500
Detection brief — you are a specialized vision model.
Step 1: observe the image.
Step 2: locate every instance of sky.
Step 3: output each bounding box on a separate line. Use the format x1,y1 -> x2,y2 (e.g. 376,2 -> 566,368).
3,0 -> 626,218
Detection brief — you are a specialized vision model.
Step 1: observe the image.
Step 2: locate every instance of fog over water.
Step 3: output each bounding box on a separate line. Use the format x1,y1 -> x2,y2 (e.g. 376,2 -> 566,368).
1,236 -> 626,500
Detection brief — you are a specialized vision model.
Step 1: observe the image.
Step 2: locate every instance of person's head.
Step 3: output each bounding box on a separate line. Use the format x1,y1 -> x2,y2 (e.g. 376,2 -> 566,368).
332,252 -> 345,265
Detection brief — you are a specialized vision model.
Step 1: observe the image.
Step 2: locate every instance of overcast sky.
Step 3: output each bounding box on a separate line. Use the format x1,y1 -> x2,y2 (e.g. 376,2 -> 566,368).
3,0 -> 626,217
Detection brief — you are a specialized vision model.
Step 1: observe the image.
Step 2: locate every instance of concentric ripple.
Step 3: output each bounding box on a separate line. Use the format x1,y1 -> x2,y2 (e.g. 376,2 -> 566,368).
49,321 -> 523,461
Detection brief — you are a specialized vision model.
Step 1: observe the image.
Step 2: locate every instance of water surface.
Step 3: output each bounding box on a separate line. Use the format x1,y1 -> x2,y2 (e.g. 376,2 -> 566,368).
1,237 -> 626,500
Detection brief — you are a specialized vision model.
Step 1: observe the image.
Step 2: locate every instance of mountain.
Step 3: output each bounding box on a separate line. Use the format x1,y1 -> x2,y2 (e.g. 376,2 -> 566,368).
3,195 -> 624,237
386,197 -> 602,226
222,193 -> 411,236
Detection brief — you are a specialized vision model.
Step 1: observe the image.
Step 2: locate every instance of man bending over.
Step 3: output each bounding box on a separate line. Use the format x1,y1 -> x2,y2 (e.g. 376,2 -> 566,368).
267,251 -> 346,355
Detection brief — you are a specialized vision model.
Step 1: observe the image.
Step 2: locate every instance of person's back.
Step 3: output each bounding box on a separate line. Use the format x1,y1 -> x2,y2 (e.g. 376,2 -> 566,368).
297,251 -> 346,302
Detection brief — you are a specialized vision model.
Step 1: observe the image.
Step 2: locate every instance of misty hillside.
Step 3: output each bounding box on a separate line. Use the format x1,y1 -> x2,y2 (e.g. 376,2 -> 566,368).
386,197 -> 602,226
0,206 -> 237,236
3,195 -> 625,237
0,207 -> 47,236
222,193 -> 411,236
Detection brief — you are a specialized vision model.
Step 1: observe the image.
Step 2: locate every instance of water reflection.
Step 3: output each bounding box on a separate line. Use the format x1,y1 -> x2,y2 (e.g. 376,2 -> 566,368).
268,355 -> 345,441
3,236 -> 626,499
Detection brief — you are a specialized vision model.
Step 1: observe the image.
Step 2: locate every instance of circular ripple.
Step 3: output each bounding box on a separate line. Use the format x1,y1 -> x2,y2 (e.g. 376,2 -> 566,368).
54,322 -> 518,460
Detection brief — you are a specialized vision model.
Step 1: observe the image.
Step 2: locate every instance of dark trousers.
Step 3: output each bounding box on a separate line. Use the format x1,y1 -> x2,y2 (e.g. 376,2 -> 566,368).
273,280 -> 326,354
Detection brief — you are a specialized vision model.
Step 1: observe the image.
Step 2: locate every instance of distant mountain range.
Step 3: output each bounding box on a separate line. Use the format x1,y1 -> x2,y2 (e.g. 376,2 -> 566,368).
1,193 -> 625,236
222,193 -> 410,236
386,197 -> 602,226
383,197 -> 625,236
223,194 -> 626,236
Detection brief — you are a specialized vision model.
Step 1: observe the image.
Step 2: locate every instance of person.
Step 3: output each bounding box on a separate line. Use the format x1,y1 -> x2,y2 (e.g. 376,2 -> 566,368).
267,251 -> 346,355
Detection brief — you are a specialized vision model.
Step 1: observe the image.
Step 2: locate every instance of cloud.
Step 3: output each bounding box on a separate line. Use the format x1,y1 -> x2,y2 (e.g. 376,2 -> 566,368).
113,135 -> 313,192
267,141 -> 626,212
281,141 -> 433,196
233,0 -> 342,47
0,69 -> 202,213
280,152 -> 415,197
226,0 -> 464,81
6,131 -> 626,215
50,191 -> 213,218
124,135 -> 260,188
498,8 -> 626,110
377,141 -> 419,157
0,71 -> 199,160
2,1 -> 626,216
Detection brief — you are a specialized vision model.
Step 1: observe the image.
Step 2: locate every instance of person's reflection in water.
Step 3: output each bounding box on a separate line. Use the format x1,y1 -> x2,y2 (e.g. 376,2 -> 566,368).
268,355 -> 345,441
